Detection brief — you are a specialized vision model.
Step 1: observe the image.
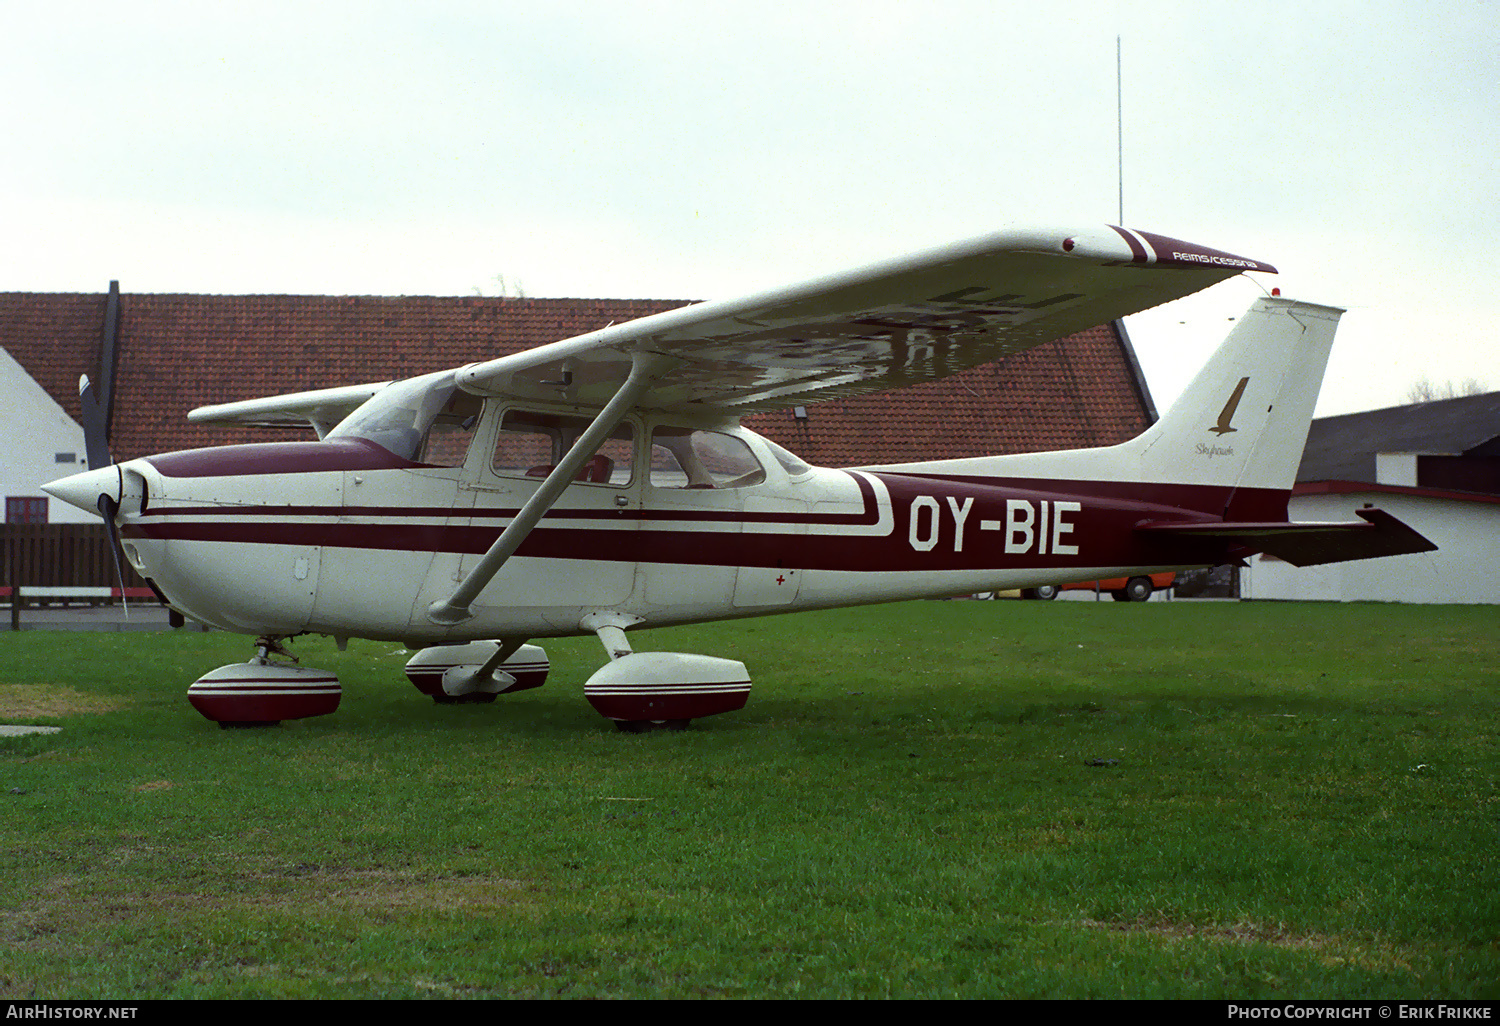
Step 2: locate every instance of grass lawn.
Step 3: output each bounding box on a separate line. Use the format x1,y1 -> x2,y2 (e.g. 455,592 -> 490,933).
2,599 -> 1497,999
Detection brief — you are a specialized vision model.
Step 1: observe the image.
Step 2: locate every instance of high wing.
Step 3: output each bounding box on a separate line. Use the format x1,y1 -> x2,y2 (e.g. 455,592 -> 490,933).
188,224 -> 1272,429
455,224 -> 1274,412
189,381 -> 391,437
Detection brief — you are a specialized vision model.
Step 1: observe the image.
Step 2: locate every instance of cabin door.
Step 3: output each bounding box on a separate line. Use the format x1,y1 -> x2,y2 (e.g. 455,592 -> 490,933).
453,406 -> 641,611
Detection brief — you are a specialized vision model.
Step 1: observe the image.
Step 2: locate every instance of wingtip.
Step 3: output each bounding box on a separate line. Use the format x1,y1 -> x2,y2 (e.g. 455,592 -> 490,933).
1111,226 -> 1277,274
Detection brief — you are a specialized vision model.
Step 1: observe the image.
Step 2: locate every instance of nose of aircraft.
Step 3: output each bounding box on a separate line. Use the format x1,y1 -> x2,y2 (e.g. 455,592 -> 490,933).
42,465 -> 120,515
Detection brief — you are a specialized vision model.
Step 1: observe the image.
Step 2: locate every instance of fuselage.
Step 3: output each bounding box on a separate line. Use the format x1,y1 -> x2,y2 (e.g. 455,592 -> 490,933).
94,400 -> 1238,644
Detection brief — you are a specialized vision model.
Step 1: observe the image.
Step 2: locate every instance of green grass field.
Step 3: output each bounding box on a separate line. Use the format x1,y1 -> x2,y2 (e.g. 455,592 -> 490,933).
2,600 -> 1497,999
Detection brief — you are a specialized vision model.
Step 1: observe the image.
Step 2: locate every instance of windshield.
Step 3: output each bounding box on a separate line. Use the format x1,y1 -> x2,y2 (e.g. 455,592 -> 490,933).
326,370 -> 459,462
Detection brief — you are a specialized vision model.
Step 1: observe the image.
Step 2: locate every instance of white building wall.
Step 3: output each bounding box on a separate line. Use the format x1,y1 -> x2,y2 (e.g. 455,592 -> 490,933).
1375,453 -> 1419,487
0,347 -> 93,523
1243,490 -> 1499,604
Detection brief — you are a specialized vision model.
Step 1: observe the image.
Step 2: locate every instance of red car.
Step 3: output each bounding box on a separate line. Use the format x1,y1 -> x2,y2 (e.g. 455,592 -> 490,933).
1021,571 -> 1175,602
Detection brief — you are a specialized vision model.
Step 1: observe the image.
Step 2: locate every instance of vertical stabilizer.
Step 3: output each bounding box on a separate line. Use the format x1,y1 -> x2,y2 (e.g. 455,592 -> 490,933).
1131,297 -> 1341,507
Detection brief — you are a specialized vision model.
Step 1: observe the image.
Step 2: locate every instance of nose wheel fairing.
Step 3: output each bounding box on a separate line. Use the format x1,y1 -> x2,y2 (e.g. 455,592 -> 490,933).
187,641 -> 341,728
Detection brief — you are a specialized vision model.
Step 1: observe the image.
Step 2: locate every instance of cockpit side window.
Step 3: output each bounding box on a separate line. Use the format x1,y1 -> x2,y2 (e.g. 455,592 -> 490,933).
420,392 -> 484,468
650,428 -> 766,489
492,409 -> 634,486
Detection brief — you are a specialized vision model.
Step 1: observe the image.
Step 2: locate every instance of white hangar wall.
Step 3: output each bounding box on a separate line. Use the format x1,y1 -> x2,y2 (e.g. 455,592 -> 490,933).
0,347 -> 93,524
1243,490 -> 1499,604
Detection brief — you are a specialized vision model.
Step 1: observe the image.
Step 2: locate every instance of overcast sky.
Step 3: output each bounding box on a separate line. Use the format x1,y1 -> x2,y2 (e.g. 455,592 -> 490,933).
3,0 -> 1495,418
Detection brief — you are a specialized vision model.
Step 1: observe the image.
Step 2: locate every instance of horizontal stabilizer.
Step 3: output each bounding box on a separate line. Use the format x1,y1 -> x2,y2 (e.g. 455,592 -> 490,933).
1136,508 -> 1438,567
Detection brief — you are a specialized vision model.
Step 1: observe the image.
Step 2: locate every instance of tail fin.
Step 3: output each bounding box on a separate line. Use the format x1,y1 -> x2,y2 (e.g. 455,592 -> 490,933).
1127,296 -> 1342,513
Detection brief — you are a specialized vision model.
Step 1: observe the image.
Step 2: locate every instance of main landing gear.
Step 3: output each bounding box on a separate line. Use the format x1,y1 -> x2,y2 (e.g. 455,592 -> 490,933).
403,640 -> 550,702
579,614 -> 752,732
184,623 -> 755,733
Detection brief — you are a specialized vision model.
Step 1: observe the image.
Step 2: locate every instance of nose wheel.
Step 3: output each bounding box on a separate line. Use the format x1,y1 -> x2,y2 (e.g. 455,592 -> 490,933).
187,636 -> 340,728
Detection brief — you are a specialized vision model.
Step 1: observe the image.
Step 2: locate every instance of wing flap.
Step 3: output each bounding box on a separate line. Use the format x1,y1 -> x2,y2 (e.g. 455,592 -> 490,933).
456,225 -> 1274,412
1136,508 -> 1438,567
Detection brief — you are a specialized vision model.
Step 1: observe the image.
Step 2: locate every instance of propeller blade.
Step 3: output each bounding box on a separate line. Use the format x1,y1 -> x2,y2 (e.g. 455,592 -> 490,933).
78,374 -> 112,471
97,492 -> 129,619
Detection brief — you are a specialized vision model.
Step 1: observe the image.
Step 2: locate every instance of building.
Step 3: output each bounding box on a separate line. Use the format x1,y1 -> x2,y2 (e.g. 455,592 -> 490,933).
0,347 -> 92,524
1243,392 -> 1500,604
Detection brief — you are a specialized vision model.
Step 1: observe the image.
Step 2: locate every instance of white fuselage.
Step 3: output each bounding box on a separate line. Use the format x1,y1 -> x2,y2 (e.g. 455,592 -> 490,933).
113,405 -> 1198,644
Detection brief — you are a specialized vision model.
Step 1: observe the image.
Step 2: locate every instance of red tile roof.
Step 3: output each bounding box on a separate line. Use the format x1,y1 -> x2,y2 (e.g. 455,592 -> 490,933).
1,291 -> 1152,467
745,324 -> 1149,466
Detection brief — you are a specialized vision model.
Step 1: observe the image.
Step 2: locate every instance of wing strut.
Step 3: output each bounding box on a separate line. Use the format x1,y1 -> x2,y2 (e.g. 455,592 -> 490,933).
427,351 -> 677,626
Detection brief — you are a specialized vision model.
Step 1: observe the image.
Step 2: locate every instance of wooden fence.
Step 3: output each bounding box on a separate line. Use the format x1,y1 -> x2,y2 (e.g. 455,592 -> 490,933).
1,523 -> 150,599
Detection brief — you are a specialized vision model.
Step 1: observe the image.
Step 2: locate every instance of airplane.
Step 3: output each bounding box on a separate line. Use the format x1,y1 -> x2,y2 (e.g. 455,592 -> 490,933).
42,224 -> 1437,731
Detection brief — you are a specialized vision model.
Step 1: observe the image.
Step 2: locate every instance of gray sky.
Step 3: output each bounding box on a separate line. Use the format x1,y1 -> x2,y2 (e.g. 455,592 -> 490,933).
3,0 -> 1495,417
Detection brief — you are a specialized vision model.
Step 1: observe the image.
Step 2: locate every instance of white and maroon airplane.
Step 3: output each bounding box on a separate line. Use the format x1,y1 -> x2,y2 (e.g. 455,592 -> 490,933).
43,225 -> 1435,730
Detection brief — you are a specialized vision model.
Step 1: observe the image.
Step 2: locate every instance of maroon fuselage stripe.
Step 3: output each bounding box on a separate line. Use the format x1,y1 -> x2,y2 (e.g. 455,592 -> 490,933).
894,472 -> 1289,522
123,470 -> 1262,573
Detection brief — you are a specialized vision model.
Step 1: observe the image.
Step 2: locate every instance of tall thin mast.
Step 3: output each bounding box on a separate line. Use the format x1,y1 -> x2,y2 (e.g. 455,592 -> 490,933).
1117,35 -> 1124,224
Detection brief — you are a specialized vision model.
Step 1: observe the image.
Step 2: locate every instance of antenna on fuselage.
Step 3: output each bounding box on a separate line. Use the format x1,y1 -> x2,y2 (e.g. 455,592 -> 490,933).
1117,34 -> 1124,224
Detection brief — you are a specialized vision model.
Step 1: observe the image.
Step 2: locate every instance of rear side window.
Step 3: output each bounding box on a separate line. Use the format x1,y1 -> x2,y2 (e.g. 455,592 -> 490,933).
650,429 -> 766,489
